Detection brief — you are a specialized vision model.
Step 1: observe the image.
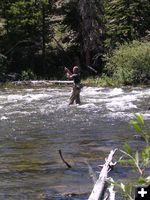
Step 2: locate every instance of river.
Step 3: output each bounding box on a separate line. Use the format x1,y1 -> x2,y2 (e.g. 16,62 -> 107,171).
0,86 -> 150,200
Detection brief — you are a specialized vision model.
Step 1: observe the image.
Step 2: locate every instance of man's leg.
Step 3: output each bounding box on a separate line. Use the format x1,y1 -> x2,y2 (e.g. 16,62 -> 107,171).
69,88 -> 75,105
75,88 -> 81,104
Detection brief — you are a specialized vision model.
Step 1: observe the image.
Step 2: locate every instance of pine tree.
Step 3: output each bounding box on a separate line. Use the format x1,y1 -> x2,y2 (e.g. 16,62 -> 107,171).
104,0 -> 150,50
1,0 -> 54,76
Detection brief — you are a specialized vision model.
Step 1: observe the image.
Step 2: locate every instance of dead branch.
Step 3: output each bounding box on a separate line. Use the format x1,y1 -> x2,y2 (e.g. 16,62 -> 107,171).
58,149 -> 72,169
88,149 -> 117,200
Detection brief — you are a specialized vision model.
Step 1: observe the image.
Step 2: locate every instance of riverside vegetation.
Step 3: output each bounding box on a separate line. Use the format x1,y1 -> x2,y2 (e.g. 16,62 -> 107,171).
1,40 -> 150,88
108,113 -> 150,199
0,1 -> 150,86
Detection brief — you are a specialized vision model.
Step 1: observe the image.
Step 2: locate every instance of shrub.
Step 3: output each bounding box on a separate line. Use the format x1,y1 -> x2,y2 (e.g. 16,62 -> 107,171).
105,41 -> 150,85
21,69 -> 36,80
115,113 -> 150,199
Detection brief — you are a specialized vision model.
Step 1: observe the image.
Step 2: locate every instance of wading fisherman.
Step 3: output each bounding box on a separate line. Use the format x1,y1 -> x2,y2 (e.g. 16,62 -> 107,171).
64,66 -> 81,105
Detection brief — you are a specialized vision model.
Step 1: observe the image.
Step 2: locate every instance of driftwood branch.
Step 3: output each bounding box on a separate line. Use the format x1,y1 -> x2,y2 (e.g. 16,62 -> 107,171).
88,149 -> 117,200
58,149 -> 72,169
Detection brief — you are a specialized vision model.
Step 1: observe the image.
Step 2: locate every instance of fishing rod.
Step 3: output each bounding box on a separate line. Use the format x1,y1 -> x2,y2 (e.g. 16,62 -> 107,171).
52,36 -> 73,67
87,65 -> 98,74
52,36 -> 99,75
64,67 -> 72,75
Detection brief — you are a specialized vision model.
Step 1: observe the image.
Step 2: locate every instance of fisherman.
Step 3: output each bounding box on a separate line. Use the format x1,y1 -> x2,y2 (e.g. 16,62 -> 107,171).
64,66 -> 81,105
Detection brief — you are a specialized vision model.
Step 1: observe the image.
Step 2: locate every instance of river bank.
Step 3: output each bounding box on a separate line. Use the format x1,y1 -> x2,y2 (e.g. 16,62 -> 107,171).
0,77 -> 150,90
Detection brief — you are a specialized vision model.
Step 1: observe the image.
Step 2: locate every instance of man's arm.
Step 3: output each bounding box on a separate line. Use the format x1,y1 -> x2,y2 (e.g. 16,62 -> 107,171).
64,67 -> 73,79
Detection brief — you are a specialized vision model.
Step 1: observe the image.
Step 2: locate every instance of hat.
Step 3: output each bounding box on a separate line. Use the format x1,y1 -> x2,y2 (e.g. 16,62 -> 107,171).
73,66 -> 79,73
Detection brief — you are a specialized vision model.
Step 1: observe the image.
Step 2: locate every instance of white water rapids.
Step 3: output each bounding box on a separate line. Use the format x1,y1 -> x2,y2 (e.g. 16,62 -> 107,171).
0,86 -> 150,121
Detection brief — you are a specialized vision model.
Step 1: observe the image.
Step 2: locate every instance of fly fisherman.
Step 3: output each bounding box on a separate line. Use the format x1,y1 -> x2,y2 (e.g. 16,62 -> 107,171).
64,66 -> 81,105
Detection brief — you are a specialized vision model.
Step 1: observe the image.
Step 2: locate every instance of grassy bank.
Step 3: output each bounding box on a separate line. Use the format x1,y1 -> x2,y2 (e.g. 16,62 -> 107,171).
82,76 -> 122,87
82,76 -> 150,87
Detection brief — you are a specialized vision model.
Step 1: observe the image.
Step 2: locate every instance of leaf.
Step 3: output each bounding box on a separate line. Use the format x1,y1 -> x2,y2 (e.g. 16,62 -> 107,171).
119,159 -> 134,166
127,159 -> 134,165
134,113 -> 144,125
137,177 -> 147,184
142,146 -> 150,166
123,143 -> 132,155
130,120 -> 142,133
119,159 -> 128,164
125,183 -> 132,196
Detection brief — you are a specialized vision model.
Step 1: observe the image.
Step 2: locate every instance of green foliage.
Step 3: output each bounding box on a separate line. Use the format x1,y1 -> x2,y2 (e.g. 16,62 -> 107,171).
0,0 -> 54,78
0,0 -> 150,80
82,75 -> 120,87
120,113 -> 150,173
5,0 -> 52,38
116,113 -> 150,199
105,41 -> 150,85
21,69 -> 36,80
104,0 -> 150,49
131,113 -> 149,143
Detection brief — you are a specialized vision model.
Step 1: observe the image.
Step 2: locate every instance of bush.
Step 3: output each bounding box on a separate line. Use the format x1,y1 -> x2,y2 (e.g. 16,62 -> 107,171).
105,41 -> 150,85
21,69 -> 36,80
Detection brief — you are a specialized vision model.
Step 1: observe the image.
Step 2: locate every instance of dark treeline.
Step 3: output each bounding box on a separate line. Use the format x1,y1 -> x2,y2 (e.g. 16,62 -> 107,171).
0,0 -> 150,81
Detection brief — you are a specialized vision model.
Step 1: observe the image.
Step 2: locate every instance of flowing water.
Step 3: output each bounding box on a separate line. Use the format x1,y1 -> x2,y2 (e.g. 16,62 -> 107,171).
0,85 -> 150,200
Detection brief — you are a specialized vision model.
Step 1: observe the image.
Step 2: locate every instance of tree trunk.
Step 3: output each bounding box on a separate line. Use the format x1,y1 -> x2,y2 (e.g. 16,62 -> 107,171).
78,0 -> 104,68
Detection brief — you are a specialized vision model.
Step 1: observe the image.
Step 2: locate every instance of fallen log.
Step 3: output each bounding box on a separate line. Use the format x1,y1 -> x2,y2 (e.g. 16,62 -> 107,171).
13,80 -> 73,86
88,149 -> 117,200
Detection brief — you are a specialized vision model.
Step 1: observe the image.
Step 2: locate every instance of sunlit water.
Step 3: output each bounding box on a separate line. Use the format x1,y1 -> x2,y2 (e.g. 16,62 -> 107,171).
0,86 -> 150,200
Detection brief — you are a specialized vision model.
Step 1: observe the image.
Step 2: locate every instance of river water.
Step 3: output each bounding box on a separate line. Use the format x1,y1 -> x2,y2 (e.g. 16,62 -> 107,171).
0,86 -> 150,200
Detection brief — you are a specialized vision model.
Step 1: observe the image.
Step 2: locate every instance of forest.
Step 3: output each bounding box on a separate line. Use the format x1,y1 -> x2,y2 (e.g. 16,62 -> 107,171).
0,0 -> 150,84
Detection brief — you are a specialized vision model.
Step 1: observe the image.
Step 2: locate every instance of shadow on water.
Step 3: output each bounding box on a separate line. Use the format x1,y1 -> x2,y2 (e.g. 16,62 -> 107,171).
0,86 -> 150,199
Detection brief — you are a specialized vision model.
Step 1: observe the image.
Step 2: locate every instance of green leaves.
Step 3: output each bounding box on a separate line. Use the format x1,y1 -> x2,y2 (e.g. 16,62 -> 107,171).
130,113 -> 144,133
119,182 -> 133,200
141,146 -> 150,167
117,114 -> 150,199
137,176 -> 150,185
131,113 -> 149,144
123,143 -> 132,155
133,113 -> 144,126
130,120 -> 142,133
105,41 -> 150,84
121,114 -> 150,175
104,0 -> 150,49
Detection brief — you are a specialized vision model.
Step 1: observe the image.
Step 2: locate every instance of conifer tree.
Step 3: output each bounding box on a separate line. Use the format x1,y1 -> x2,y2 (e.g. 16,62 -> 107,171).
104,0 -> 150,49
0,0 -> 54,76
